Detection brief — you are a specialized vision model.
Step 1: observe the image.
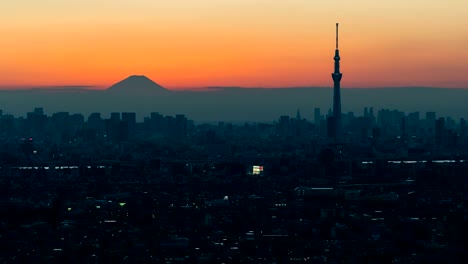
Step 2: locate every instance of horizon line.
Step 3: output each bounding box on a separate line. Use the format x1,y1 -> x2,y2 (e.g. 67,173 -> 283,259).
1,85 -> 468,91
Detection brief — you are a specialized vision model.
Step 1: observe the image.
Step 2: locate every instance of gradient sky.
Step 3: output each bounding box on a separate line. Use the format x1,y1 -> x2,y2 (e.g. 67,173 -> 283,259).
1,0 -> 467,89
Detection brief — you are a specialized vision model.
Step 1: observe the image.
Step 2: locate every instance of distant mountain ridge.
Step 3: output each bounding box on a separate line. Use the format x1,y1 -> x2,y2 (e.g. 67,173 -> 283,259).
106,75 -> 170,94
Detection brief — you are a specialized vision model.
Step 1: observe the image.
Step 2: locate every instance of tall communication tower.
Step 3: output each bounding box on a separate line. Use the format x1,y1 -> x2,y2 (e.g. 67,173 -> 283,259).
331,23 -> 343,140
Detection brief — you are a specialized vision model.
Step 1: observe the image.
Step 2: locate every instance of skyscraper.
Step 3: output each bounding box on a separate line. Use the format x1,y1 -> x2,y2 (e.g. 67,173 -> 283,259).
314,108 -> 321,126
331,23 -> 343,139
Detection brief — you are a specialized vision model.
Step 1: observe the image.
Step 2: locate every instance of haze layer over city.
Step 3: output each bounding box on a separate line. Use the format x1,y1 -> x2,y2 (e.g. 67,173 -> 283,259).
0,76 -> 468,123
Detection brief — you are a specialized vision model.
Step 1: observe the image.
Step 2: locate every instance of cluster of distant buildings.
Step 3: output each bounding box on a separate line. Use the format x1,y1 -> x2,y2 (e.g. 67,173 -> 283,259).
1,105 -> 467,163
0,108 -> 189,144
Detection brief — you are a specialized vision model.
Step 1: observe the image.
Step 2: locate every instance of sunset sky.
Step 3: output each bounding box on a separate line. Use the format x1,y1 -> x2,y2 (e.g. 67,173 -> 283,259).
1,0 -> 467,89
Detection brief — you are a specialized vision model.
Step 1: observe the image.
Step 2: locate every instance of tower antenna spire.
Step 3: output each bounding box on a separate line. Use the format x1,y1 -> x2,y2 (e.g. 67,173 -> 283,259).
336,23 -> 339,50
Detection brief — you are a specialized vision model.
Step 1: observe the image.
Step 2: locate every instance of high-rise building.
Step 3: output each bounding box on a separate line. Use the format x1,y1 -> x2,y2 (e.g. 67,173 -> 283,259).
34,107 -> 44,115
87,113 -> 103,132
150,112 -> 164,132
279,115 -> 290,135
331,23 -> 343,140
435,117 -> 445,146
327,116 -> 336,139
122,112 -> 137,127
175,114 -> 188,138
369,107 -> 376,126
426,112 -> 436,123
314,108 -> 321,126
110,112 -> 120,121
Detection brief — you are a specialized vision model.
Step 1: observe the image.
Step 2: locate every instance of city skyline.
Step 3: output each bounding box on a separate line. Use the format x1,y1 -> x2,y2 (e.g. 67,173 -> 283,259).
1,0 -> 468,89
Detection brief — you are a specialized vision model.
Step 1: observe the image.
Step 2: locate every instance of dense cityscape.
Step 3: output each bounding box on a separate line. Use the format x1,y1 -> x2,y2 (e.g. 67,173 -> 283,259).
0,106 -> 466,263
1,20 -> 467,264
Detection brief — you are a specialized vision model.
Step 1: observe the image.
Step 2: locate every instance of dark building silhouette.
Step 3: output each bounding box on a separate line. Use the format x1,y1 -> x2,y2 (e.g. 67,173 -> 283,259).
279,115 -> 290,136
110,112 -> 120,121
327,116 -> 336,139
122,112 -> 137,131
314,107 -> 321,126
426,111 -> 436,123
150,112 -> 164,132
87,112 -> 103,131
331,23 -> 343,140
435,117 -> 445,147
26,107 -> 47,137
174,114 -> 188,138
426,111 -> 436,138
401,117 -> 406,140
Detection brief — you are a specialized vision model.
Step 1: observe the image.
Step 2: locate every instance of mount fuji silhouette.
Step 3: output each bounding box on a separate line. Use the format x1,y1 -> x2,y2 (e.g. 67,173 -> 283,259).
106,75 -> 170,95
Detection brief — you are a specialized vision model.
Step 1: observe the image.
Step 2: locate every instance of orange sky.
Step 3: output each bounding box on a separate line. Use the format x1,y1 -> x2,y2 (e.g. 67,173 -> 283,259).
1,0 -> 467,89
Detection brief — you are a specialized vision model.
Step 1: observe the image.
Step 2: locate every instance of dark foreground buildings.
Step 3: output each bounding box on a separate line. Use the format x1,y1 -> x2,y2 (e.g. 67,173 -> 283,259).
0,105 -> 466,263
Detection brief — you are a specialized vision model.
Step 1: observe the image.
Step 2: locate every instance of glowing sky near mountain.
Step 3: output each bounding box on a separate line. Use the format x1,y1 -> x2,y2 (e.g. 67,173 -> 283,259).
1,0 -> 467,89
